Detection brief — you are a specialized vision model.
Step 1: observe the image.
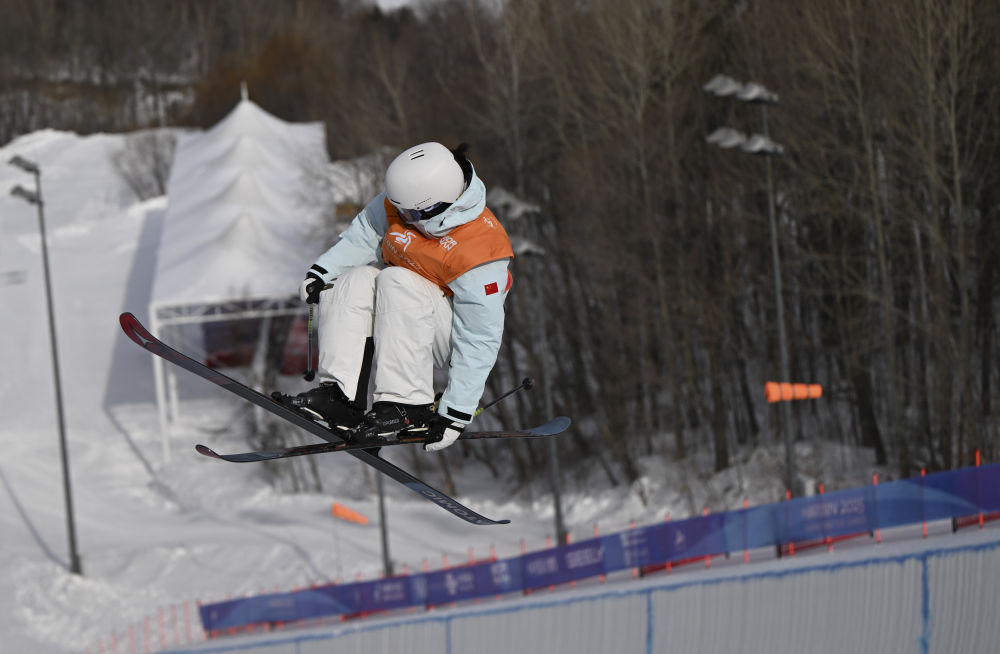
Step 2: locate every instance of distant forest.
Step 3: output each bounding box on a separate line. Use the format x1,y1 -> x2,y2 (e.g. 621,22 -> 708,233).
3,0 -> 998,488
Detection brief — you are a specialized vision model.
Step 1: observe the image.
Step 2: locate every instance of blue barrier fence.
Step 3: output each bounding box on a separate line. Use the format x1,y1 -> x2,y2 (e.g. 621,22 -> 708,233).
199,462 -> 1000,633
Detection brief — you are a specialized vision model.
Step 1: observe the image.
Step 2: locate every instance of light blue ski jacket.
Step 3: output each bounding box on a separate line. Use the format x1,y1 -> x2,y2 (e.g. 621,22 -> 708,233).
308,168 -> 512,423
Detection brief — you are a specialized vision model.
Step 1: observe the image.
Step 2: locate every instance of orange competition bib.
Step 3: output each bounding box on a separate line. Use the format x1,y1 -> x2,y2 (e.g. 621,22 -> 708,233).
381,198 -> 514,294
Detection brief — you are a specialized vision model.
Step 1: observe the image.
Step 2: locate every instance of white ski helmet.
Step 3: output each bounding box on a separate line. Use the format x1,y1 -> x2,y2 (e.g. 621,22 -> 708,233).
385,142 -> 466,224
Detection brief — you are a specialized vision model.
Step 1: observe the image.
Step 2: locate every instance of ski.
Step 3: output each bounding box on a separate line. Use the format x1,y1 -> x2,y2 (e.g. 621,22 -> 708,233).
119,312 -> 538,526
195,417 -> 570,463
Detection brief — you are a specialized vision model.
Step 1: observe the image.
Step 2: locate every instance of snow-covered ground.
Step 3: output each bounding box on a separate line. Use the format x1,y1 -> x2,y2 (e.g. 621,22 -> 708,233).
0,128 -> 897,654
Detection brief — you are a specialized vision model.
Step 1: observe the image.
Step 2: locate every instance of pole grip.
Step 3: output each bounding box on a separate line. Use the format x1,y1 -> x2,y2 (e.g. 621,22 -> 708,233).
303,305 -> 315,381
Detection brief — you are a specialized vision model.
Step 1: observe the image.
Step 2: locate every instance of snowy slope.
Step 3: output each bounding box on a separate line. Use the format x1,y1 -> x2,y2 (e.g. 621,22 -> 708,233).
0,128 -> 885,653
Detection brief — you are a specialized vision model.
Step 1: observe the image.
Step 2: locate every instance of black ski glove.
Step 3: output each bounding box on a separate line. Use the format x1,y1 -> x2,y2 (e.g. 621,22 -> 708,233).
424,413 -> 466,452
299,265 -> 328,304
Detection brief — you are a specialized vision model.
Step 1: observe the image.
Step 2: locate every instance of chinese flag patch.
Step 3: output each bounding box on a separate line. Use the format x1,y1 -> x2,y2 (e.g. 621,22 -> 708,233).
484,282 -> 499,295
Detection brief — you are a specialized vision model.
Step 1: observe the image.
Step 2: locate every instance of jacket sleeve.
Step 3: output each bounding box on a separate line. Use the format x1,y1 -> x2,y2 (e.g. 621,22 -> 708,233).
437,258 -> 512,423
309,193 -> 389,283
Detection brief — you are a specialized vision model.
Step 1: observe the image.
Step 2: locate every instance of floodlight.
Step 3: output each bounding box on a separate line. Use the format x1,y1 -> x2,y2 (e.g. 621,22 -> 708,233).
9,154 -> 40,175
737,82 -> 779,105
706,127 -> 748,149
10,184 -> 40,204
703,74 -> 744,97
741,134 -> 784,156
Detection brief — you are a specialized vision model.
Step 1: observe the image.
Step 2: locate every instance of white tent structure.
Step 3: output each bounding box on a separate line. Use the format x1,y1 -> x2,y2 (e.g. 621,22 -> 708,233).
149,93 -> 330,459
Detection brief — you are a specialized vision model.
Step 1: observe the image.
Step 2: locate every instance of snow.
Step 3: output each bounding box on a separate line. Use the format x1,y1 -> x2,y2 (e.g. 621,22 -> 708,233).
0,126 -> 981,654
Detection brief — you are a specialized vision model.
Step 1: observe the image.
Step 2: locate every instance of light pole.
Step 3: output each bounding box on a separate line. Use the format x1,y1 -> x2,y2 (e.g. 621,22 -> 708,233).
523,248 -> 566,545
704,75 -> 797,496
376,474 -> 393,577
9,155 -> 83,575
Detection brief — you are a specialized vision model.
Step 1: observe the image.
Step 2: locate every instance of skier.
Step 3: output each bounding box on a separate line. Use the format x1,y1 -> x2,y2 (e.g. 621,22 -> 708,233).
287,142 -> 513,451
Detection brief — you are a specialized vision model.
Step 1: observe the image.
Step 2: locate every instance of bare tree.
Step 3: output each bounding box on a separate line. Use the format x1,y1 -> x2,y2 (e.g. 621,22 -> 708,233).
111,130 -> 178,200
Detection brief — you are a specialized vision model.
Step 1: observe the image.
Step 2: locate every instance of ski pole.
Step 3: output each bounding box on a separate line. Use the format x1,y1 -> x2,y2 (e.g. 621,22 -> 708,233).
303,305 -> 316,382
475,377 -> 533,416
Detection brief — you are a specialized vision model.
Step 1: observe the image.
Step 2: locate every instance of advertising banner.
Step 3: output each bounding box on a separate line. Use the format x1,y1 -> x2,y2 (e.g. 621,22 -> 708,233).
199,463 -> 1000,633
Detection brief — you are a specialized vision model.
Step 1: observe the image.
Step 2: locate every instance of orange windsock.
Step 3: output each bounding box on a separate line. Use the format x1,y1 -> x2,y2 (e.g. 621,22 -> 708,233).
331,502 -> 369,525
765,382 -> 823,403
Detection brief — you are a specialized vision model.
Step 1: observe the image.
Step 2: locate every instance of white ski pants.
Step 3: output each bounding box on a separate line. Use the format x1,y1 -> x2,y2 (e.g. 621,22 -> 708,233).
315,265 -> 452,406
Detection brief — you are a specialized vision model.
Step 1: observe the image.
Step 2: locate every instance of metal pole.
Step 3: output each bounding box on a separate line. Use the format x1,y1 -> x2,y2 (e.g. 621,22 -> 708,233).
33,169 -> 83,575
545,372 -> 566,545
150,312 -> 171,462
761,106 -> 796,495
534,266 -> 566,545
376,474 -> 393,577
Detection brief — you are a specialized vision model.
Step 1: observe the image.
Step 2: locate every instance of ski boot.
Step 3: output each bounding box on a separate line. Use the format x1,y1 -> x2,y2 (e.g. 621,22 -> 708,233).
272,382 -> 364,432
348,401 -> 437,448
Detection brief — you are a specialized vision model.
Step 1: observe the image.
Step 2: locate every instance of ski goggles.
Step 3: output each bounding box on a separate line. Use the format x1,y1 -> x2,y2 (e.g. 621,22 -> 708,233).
398,201 -> 452,224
